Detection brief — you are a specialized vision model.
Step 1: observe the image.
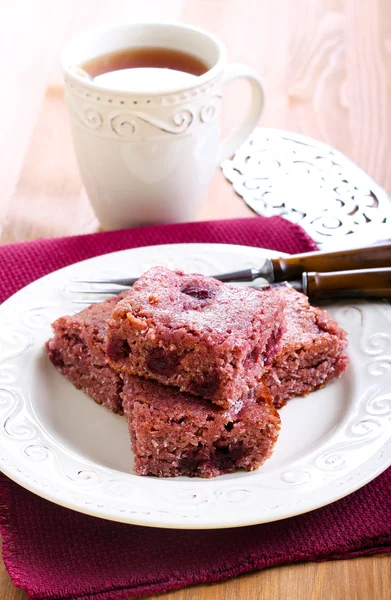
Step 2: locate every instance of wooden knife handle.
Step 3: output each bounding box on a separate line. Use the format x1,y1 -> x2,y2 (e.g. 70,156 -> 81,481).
304,267 -> 391,300
271,243 -> 391,282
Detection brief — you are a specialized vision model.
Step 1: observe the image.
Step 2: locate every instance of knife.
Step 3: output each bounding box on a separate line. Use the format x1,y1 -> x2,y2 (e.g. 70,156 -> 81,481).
257,267 -> 391,301
216,242 -> 391,284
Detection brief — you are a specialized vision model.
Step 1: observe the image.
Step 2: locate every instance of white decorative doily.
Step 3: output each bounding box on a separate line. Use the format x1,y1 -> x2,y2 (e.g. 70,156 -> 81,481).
222,128 -> 391,248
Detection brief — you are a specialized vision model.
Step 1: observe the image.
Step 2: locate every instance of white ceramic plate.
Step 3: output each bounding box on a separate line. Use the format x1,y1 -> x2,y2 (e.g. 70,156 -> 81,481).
0,244 -> 390,529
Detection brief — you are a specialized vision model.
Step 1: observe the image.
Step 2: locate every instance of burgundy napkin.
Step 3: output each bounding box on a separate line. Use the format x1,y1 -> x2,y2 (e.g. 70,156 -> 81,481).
0,216 -> 316,303
0,217 -> 389,600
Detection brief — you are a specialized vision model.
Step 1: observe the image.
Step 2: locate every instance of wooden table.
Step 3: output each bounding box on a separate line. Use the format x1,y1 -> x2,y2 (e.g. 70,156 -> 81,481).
1,1 -> 390,598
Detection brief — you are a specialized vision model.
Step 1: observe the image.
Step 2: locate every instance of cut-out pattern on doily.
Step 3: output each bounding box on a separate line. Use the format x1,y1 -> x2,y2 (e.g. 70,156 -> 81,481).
222,128 -> 391,248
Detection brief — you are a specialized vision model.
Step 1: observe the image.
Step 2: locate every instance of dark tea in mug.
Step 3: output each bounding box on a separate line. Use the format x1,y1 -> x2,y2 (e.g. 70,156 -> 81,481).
81,46 -> 209,78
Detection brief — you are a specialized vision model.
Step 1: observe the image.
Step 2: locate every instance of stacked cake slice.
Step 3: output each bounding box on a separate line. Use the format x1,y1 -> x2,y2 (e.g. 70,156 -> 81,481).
122,375 -> 280,478
47,294 -> 125,414
47,266 -> 348,478
263,287 -> 349,408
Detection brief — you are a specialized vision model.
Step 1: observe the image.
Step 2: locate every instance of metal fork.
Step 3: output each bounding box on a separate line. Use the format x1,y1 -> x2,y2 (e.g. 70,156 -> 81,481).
69,268 -> 277,304
70,267 -> 268,290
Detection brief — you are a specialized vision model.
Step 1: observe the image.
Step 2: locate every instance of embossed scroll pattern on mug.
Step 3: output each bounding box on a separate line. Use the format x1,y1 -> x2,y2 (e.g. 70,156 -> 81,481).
65,76 -> 223,139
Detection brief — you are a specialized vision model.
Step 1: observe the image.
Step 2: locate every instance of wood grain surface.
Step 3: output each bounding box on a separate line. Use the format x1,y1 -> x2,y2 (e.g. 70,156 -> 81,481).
0,1 -> 390,598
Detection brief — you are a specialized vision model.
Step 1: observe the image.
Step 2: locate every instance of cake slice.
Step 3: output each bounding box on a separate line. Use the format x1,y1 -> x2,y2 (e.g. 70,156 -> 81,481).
121,374 -> 280,478
46,295 -> 126,413
106,267 -> 285,408
264,287 -> 349,408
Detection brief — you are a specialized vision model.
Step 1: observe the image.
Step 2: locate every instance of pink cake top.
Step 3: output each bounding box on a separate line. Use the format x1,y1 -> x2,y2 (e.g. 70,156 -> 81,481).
268,287 -> 348,354
111,266 -> 282,344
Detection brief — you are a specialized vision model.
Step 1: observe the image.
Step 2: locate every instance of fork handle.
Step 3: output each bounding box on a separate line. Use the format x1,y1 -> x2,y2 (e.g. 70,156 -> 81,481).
304,267 -> 391,300
272,243 -> 391,282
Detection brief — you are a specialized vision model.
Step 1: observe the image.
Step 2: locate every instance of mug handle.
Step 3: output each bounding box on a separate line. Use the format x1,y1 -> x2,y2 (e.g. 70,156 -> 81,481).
216,63 -> 264,166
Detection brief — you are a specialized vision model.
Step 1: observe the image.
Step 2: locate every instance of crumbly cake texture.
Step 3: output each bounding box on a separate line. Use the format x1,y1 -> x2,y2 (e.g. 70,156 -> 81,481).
121,375 -> 280,478
106,267 -> 285,408
264,287 -> 349,408
46,295 -> 126,414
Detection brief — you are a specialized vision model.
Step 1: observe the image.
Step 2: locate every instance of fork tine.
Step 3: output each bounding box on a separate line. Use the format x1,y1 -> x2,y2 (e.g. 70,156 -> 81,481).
69,288 -> 130,294
72,299 -> 104,304
70,277 -> 138,286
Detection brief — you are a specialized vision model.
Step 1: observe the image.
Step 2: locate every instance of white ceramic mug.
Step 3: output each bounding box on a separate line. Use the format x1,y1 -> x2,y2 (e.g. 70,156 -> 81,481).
61,23 -> 264,230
